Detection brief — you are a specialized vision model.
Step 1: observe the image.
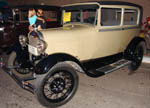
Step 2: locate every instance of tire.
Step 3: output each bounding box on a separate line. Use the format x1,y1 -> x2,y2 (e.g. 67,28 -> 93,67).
8,51 -> 32,78
34,62 -> 79,108
128,42 -> 145,71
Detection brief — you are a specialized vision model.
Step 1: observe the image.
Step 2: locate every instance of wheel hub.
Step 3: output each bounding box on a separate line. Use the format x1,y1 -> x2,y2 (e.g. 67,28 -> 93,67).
50,78 -> 65,94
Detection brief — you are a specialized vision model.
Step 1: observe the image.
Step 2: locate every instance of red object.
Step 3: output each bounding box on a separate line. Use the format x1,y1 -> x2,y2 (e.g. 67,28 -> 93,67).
146,17 -> 150,22
141,17 -> 150,38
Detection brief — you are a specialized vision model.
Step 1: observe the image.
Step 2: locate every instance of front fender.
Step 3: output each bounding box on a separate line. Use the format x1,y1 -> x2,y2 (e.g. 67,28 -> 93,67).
35,53 -> 86,74
7,43 -> 29,62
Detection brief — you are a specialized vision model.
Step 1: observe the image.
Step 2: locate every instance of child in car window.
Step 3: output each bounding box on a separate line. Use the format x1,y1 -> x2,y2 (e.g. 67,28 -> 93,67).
28,9 -> 45,32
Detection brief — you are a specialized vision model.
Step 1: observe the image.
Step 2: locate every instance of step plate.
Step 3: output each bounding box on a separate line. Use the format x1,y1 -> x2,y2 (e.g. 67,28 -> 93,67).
96,59 -> 131,74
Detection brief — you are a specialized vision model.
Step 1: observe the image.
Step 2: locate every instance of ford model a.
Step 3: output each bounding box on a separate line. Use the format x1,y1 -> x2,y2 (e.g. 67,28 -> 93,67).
1,1 -> 146,108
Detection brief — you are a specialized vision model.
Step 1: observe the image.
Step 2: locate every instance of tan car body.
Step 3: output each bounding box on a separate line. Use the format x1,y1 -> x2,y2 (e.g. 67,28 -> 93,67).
39,2 -> 141,61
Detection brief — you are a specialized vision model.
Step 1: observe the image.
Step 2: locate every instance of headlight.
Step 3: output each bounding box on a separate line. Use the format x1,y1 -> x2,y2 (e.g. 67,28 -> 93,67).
0,27 -> 4,31
19,35 -> 28,47
37,39 -> 47,54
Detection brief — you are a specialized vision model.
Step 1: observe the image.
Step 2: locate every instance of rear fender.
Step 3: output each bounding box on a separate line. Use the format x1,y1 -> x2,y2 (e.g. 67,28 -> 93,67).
124,36 -> 146,59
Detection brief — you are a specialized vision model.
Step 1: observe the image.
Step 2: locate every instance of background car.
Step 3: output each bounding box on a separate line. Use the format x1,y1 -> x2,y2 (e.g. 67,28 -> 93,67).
0,5 -> 62,54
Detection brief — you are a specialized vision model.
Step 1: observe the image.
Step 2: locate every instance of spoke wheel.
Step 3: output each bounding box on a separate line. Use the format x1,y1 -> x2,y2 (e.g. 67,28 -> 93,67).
43,70 -> 74,103
34,63 -> 78,108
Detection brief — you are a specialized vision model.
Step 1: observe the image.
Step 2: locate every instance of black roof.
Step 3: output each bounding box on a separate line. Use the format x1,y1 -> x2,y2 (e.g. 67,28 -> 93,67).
63,1 -> 142,10
11,5 -> 61,11
97,1 -> 142,8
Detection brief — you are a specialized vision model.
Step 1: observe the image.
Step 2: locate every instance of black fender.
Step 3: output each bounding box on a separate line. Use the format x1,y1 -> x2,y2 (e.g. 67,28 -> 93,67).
35,53 -> 106,78
7,43 -> 22,54
35,53 -> 87,74
7,43 -> 29,63
124,36 -> 146,60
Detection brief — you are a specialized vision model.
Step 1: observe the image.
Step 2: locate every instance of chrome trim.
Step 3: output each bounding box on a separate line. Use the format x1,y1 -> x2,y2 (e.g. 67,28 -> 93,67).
123,26 -> 140,30
99,26 -> 139,32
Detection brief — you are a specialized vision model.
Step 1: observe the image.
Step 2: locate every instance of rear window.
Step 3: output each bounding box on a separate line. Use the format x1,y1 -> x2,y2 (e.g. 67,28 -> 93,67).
101,8 -> 121,26
123,9 -> 138,25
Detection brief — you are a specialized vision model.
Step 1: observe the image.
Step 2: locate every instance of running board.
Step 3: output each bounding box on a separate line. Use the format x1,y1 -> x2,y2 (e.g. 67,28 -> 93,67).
87,59 -> 131,78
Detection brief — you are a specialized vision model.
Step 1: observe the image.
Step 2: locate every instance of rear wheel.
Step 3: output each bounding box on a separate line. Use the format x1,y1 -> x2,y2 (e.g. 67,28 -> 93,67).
34,62 -> 78,108
128,42 -> 145,71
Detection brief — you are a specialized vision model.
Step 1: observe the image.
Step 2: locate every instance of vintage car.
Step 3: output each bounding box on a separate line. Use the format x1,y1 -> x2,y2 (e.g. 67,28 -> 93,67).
0,5 -> 61,53
2,1 -> 146,108
0,7 -> 15,52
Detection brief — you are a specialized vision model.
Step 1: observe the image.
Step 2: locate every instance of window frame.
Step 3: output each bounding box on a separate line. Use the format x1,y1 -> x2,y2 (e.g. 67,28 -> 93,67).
62,9 -> 98,26
99,6 -> 140,29
100,7 -> 122,27
122,8 -> 140,27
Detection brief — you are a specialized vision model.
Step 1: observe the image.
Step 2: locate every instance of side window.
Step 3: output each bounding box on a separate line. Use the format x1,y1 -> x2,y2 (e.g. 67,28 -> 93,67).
15,11 -> 28,22
44,11 -> 58,22
20,11 -> 28,21
14,11 -> 20,22
123,9 -> 138,25
101,8 -> 121,26
14,10 -> 27,22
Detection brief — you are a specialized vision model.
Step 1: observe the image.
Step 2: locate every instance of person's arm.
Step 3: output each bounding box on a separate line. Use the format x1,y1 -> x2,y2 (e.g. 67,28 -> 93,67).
37,17 -> 45,23
28,25 -> 33,32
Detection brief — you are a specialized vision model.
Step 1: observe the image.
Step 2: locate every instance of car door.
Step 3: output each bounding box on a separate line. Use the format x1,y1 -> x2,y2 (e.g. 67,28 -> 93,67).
119,8 -> 140,50
93,7 -> 124,59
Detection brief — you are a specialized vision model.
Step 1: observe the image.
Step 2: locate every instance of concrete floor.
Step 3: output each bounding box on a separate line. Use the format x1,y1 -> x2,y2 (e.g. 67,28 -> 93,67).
0,54 -> 149,108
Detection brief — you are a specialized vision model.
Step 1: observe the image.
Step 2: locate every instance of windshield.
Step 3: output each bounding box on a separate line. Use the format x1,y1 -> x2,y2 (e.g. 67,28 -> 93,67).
63,9 -> 97,25
0,9 -> 13,22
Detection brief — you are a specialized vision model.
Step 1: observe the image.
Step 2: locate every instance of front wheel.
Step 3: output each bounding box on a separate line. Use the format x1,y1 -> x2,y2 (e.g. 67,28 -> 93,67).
34,62 -> 79,108
128,42 -> 145,71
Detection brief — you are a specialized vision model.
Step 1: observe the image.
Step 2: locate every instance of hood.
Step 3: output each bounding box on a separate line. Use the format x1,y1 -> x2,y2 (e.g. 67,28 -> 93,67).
40,23 -> 95,39
39,23 -> 96,55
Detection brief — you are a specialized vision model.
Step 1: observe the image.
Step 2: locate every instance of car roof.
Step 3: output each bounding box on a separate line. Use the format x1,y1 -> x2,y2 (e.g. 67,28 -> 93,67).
11,4 -> 61,11
97,1 -> 142,8
62,1 -> 142,10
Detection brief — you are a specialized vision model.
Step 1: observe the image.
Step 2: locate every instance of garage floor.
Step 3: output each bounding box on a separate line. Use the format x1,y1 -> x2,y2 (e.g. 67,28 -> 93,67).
0,54 -> 149,108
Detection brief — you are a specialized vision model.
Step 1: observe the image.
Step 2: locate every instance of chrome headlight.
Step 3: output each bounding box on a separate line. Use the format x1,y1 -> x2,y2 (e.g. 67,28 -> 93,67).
19,35 -> 28,47
37,39 -> 47,54
0,27 -> 4,31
